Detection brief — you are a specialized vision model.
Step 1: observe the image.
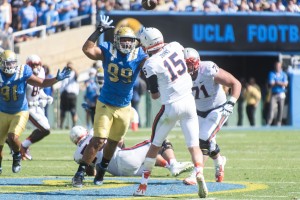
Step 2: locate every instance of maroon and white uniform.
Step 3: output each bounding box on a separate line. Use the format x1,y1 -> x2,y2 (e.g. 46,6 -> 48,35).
26,67 -> 52,131
142,42 -> 199,148
74,130 -> 152,176
192,61 -> 228,142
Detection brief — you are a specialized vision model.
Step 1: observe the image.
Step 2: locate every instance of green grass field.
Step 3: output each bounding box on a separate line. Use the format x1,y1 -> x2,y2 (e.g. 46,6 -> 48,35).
1,128 -> 300,199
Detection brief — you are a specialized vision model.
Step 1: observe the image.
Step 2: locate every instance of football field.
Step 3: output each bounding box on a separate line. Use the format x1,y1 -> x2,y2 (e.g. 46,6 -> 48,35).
0,127 -> 299,200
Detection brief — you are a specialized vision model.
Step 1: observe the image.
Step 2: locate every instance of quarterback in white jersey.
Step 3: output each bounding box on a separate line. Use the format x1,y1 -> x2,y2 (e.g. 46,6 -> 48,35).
134,27 -> 208,198
21,55 -> 54,160
71,126 -> 193,177
183,48 -> 241,185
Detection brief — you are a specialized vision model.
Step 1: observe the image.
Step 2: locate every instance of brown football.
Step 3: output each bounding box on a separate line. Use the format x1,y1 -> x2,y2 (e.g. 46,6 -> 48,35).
142,0 -> 157,10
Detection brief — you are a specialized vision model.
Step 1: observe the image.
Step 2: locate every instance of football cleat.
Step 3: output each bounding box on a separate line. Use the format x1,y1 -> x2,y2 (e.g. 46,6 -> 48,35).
170,162 -> 194,176
215,156 -> 226,182
196,172 -> 208,198
72,172 -> 84,188
183,170 -> 197,185
94,163 -> 107,185
133,184 -> 147,196
12,153 -> 21,173
21,145 -> 32,160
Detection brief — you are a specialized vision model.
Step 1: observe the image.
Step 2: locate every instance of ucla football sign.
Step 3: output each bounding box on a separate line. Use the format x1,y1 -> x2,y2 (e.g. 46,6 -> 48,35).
192,24 -> 300,44
107,12 -> 300,52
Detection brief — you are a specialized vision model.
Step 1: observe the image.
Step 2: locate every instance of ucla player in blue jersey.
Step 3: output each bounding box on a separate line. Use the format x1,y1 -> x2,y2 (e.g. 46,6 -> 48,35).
0,50 -> 71,174
72,15 -> 148,187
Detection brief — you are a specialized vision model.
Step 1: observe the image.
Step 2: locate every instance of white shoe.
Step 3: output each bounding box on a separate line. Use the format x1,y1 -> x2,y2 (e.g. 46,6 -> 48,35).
196,172 -> 208,198
215,156 -> 226,182
21,145 -> 32,161
183,170 -> 197,185
170,162 -> 194,176
133,184 -> 147,196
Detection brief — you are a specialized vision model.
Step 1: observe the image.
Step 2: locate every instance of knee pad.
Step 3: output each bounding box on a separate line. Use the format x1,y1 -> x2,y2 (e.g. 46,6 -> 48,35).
199,139 -> 210,156
200,139 -> 220,157
160,139 -> 174,155
209,143 -> 220,158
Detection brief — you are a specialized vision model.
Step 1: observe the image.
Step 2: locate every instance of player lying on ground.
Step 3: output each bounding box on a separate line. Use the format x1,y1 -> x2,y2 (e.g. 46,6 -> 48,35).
70,126 -> 193,177
183,47 -> 241,185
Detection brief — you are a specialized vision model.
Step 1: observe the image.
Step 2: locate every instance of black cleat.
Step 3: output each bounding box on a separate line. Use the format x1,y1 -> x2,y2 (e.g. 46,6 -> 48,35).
94,163 -> 107,185
12,153 -> 21,173
72,172 -> 84,187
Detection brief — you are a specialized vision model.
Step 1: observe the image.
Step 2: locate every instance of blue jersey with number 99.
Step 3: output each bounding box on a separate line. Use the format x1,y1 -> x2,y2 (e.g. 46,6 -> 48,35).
0,64 -> 33,114
98,42 -> 147,107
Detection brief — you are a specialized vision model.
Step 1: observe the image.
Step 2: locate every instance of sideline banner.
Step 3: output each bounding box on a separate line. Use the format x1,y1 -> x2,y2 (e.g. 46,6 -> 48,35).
105,12 -> 300,52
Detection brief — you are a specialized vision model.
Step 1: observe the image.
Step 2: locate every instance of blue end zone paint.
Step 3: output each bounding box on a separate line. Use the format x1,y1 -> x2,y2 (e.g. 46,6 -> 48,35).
0,177 -> 260,200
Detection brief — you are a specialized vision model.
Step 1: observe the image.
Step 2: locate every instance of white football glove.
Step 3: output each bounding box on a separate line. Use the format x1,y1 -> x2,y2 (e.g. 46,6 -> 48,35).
39,99 -> 48,108
222,101 -> 235,117
29,101 -> 39,107
100,15 -> 114,26
221,96 -> 237,117
47,96 -> 53,105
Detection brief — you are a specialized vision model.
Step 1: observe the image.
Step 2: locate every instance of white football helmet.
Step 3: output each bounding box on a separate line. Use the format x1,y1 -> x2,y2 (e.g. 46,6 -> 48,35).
26,54 -> 42,75
183,47 -> 200,75
138,27 -> 164,53
70,126 -> 89,145
114,27 -> 136,54
0,50 -> 18,75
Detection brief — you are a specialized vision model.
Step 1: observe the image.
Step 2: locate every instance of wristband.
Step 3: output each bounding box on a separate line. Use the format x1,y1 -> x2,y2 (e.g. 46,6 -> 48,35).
87,30 -> 102,43
228,96 -> 237,104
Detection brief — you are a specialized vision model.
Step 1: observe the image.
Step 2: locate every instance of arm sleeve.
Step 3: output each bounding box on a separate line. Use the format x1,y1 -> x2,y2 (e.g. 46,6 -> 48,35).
147,75 -> 159,94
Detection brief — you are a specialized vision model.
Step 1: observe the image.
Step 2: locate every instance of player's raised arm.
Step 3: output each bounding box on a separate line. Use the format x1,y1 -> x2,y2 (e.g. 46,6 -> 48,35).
27,66 -> 71,87
82,15 -> 115,61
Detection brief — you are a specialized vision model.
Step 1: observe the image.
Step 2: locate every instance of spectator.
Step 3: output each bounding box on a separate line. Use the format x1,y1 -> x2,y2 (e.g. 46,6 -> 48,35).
56,0 -> 73,32
17,0 -> 38,40
10,0 -> 23,31
286,0 -> 300,12
70,0 -> 79,28
244,78 -> 261,126
36,0 -> 49,26
43,64 -> 54,119
237,77 -> 246,126
262,81 -> 271,125
41,2 -> 59,35
17,0 -> 37,31
0,0 -> 12,31
59,61 -> 79,129
270,0 -> 286,11
227,0 -> 238,12
131,74 -> 146,128
238,0 -> 251,12
78,0 -> 93,25
267,61 -> 288,126
83,67 -> 98,128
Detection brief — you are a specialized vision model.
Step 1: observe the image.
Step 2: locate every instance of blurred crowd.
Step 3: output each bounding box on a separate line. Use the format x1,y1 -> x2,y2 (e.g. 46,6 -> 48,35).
0,0 -> 299,37
170,0 -> 300,12
1,0 -> 300,48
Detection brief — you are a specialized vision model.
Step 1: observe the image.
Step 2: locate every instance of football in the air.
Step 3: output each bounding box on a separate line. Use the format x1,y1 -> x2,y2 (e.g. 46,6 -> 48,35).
142,0 -> 157,10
